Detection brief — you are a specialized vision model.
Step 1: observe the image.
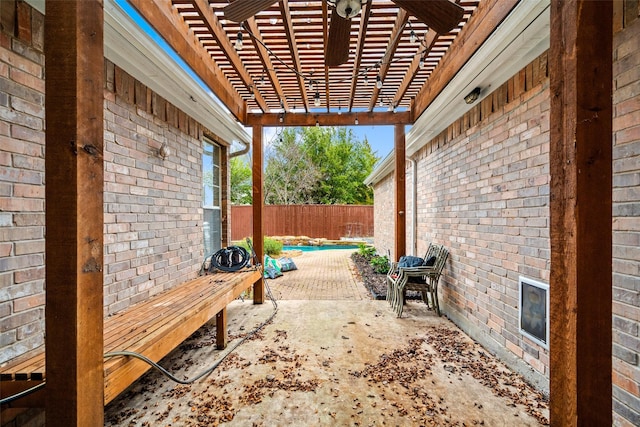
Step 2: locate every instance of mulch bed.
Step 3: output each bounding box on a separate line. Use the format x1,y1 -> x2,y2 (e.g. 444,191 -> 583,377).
351,253 -> 420,300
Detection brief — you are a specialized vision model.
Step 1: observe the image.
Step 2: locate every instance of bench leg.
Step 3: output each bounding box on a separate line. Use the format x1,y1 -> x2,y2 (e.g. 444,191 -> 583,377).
253,277 -> 264,304
216,307 -> 227,349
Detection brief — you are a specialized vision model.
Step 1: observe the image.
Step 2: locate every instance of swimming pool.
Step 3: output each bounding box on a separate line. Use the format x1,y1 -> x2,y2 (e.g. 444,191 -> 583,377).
282,245 -> 359,252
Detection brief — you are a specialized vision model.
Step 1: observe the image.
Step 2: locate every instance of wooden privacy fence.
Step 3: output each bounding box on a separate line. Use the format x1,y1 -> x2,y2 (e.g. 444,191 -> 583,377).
231,205 -> 373,241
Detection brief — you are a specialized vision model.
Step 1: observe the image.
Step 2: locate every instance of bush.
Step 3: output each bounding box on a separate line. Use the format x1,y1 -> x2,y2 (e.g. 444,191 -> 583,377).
357,243 -> 376,260
239,237 -> 283,257
264,237 -> 283,256
370,255 -> 390,274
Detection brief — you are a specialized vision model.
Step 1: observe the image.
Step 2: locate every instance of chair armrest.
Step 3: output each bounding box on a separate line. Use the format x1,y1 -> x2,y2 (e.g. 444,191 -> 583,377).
398,266 -> 436,276
387,261 -> 401,277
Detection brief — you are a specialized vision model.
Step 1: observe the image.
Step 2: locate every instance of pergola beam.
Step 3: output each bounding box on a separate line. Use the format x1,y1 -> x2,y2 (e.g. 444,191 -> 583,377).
368,10 -> 409,111
245,111 -> 412,126
244,16 -> 289,111
191,0 -> 270,111
411,0 -> 518,121
129,0 -> 247,121
348,2 -> 372,112
280,0 -> 310,112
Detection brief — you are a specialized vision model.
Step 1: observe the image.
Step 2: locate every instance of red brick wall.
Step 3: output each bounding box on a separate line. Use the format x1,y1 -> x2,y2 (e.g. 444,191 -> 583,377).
371,174 -> 395,256
0,0 -> 46,364
372,54 -> 552,391
102,62 -> 208,316
612,6 -> 640,426
0,1 -> 230,365
420,55 -> 550,383
372,8 -> 640,422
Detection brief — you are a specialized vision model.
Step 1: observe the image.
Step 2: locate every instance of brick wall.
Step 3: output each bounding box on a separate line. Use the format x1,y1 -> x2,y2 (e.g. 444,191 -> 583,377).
0,0 -> 230,365
372,7 -> 640,422
372,54 -> 552,391
612,6 -> 640,426
371,174 -> 395,256
0,0 -> 46,364
421,54 -> 551,387
102,61 -> 209,316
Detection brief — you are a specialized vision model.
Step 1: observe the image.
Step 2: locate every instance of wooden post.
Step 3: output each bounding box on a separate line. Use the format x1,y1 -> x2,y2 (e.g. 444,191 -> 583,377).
252,125 -> 265,303
549,0 -> 612,425
216,308 -> 227,349
44,1 -> 105,425
394,124 -> 406,260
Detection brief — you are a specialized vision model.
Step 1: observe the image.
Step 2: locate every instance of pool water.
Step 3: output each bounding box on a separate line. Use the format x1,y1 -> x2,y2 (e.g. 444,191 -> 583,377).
282,245 -> 359,252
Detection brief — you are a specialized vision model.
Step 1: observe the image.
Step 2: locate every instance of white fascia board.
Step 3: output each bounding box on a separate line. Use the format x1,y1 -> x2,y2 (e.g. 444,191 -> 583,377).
103,0 -> 250,146
406,0 -> 550,157
364,151 -> 395,186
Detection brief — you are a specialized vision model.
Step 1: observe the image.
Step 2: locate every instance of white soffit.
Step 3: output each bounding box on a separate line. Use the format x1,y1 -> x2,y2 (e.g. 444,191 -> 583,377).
406,0 -> 551,157
26,0 -> 250,147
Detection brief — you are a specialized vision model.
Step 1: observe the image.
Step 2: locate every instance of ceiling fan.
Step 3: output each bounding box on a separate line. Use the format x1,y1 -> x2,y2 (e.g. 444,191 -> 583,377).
224,0 -> 465,67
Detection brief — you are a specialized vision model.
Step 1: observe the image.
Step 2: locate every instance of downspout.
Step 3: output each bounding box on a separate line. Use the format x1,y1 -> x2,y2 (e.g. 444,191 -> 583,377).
408,158 -> 417,256
230,139 -> 250,158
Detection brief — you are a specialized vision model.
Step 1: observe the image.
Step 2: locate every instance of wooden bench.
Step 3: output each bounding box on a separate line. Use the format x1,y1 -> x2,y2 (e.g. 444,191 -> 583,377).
0,268 -> 261,409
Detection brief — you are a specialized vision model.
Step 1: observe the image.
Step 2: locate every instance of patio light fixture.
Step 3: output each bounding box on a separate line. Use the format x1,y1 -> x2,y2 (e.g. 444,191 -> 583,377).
235,31 -> 243,50
464,87 -> 481,104
327,0 -> 364,19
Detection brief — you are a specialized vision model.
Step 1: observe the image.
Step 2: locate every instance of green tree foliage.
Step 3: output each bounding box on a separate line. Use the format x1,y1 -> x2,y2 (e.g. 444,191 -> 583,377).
230,156 -> 252,204
299,127 -> 377,204
264,127 -> 322,204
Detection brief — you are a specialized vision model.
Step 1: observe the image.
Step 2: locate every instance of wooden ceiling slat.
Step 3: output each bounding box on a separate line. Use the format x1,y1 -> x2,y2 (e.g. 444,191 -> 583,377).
368,9 -> 409,111
280,0 -> 310,112
191,0 -> 269,111
244,17 -> 289,111
131,0 -> 246,121
164,0 -> 480,119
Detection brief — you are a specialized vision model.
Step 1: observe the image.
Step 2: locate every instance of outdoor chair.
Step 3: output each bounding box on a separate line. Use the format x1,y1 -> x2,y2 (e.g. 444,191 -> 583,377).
386,243 -> 434,308
387,244 -> 449,317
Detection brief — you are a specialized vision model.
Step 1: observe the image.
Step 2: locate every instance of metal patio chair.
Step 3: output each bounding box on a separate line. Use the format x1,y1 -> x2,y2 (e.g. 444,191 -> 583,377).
387,244 -> 449,317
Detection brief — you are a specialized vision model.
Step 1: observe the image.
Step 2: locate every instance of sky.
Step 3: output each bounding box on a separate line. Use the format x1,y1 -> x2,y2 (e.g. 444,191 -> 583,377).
349,125 -> 396,160
119,0 -> 397,162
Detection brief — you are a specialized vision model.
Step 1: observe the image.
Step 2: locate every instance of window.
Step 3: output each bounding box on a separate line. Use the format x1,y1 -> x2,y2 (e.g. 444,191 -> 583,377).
203,139 -> 221,256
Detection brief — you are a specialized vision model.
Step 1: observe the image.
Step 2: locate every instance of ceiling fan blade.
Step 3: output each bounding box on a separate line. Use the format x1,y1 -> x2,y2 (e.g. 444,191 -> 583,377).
393,0 -> 465,34
326,12 -> 351,67
224,0 -> 279,22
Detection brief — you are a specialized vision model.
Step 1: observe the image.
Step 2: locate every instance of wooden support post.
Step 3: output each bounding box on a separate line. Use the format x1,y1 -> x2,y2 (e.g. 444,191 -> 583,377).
394,124 -> 406,260
44,1 -> 105,425
252,125 -> 265,304
216,308 -> 227,349
549,0 -> 612,425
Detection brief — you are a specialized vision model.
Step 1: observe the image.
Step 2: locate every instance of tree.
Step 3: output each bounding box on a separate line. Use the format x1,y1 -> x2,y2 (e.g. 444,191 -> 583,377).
264,128 -> 321,204
230,156 -> 252,204
263,127 -> 378,205
300,127 -> 377,204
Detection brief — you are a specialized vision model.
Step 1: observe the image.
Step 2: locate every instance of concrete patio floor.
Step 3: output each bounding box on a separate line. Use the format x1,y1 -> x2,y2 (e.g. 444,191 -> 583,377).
104,250 -> 549,426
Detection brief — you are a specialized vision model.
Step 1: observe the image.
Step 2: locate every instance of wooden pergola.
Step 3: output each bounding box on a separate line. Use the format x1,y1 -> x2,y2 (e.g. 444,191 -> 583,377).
45,0 -> 612,425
